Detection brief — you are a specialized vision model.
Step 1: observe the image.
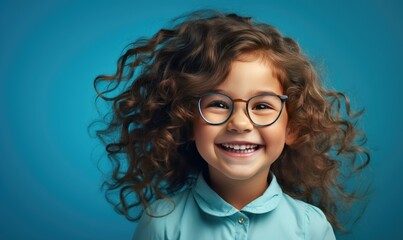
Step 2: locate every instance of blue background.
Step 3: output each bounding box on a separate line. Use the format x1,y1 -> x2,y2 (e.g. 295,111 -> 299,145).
1,0 -> 402,239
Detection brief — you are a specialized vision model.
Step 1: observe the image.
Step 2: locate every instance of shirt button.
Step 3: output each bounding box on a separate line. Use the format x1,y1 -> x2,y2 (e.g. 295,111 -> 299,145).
238,217 -> 245,224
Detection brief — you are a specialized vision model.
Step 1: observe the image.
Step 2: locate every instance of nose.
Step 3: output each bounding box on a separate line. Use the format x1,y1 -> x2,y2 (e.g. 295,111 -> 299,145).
226,104 -> 254,133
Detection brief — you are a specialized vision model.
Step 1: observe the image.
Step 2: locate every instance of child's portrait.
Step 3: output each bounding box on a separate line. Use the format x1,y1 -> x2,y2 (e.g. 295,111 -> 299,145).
0,1 -> 402,239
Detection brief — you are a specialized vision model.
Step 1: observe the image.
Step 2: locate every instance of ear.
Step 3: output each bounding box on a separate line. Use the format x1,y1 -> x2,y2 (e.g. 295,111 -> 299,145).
285,126 -> 297,146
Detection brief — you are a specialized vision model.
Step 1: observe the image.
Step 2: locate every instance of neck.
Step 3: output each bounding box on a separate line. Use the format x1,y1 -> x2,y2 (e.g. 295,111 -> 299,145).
206,169 -> 270,210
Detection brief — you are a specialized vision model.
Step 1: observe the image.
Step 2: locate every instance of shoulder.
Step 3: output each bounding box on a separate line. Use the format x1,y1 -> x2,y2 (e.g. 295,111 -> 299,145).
132,190 -> 194,240
304,204 -> 336,240
281,194 -> 336,240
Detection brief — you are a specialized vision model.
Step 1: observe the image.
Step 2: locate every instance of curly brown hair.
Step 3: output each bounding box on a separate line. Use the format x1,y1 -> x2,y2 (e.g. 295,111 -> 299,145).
93,10 -> 370,231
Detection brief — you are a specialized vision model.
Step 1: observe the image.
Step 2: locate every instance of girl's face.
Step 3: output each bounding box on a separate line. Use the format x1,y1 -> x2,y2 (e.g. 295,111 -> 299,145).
193,56 -> 293,186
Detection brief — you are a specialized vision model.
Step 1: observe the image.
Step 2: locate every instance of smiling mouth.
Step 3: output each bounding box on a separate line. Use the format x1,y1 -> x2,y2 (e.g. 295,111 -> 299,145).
218,143 -> 261,153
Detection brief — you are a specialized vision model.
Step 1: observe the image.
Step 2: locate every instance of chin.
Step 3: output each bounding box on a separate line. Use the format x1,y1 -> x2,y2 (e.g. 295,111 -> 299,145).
222,170 -> 264,181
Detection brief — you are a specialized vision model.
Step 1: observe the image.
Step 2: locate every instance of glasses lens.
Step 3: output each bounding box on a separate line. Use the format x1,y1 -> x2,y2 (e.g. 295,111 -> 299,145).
199,93 -> 232,124
248,95 -> 283,125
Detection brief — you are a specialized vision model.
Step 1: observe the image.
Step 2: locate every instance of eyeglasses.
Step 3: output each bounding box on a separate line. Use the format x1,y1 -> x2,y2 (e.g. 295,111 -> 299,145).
197,92 -> 288,126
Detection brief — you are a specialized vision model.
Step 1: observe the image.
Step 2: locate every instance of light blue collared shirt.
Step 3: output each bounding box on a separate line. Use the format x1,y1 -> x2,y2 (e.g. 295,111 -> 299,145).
133,174 -> 336,240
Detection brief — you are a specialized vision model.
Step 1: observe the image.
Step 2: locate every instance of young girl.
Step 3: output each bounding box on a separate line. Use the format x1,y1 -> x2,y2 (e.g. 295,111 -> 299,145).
94,10 -> 369,239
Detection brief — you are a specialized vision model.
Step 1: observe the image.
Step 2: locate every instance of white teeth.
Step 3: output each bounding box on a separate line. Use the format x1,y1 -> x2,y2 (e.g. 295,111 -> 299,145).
221,143 -> 258,152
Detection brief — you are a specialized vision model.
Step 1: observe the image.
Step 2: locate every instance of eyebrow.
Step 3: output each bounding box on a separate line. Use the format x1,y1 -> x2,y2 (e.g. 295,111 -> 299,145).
211,89 -> 282,96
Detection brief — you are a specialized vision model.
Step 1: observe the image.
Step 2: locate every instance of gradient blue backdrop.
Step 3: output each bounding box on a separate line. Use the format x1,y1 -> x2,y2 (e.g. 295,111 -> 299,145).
1,0 -> 402,239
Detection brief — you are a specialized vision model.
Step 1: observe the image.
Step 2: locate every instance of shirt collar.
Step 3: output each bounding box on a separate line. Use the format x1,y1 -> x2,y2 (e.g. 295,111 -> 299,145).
192,173 -> 283,217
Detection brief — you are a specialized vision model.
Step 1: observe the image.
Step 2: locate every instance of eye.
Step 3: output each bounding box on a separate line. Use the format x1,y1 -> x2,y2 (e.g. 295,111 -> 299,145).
252,103 -> 274,110
207,101 -> 230,109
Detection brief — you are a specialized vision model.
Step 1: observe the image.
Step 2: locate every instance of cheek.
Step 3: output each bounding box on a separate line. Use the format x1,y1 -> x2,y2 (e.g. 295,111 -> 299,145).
261,129 -> 287,163
193,118 -> 213,151
193,117 -> 225,162
193,134 -> 212,165
261,117 -> 289,153
262,128 -> 287,146
193,117 -> 205,142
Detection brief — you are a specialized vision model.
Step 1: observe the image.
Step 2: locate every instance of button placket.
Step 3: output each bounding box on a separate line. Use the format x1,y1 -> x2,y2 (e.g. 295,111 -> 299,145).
238,217 -> 245,224
234,213 -> 249,240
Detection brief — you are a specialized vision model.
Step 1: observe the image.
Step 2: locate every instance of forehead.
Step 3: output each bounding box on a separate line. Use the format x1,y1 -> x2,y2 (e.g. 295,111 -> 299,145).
236,51 -> 286,81
215,56 -> 284,98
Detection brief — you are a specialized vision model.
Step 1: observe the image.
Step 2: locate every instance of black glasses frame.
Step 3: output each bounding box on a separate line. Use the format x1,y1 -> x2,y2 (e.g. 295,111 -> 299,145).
197,92 -> 288,127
